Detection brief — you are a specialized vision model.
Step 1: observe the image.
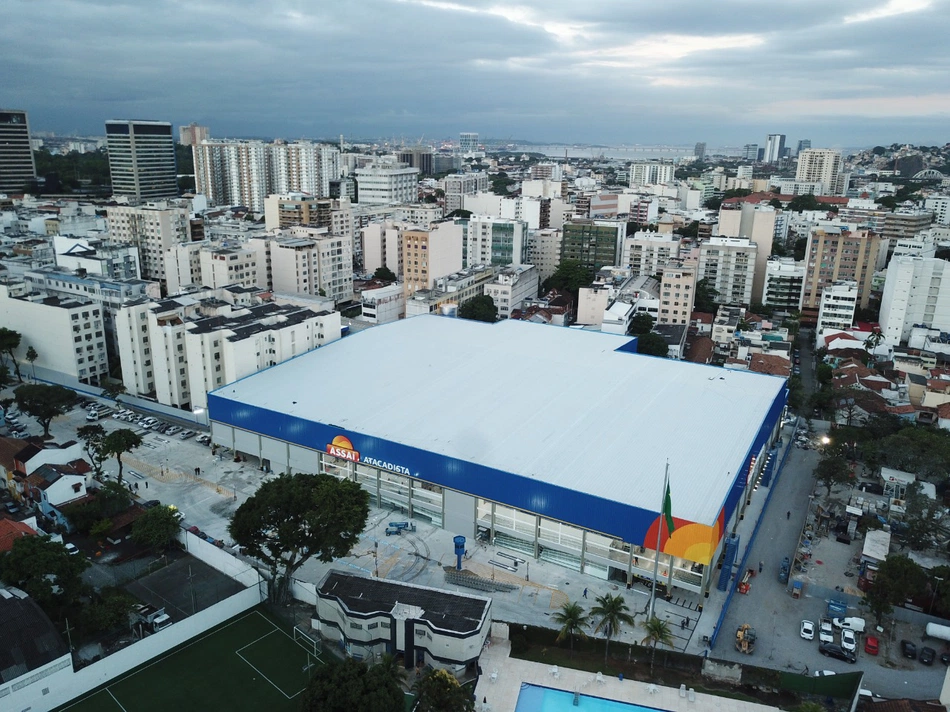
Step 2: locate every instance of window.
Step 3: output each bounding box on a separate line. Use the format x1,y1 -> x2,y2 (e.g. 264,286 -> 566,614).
349,622 -> 363,630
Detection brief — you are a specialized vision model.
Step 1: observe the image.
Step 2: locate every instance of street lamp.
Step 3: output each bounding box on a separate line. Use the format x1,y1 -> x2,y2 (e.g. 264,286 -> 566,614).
930,576 -> 944,615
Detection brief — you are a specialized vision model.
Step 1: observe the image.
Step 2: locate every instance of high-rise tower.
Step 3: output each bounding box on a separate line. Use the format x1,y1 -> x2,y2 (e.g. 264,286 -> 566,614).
105,120 -> 178,203
0,109 -> 36,193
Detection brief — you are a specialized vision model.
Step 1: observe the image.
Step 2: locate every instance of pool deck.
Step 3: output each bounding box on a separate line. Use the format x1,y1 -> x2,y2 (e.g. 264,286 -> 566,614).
475,639 -> 779,712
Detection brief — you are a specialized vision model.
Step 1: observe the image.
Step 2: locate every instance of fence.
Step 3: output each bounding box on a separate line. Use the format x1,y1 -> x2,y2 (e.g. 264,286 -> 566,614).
178,529 -> 263,589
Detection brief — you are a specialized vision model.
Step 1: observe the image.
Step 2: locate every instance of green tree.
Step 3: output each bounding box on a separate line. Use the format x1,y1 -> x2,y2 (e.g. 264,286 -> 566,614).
229,473 -> 369,604
102,428 -> 143,484
77,423 -> 108,477
14,383 -> 78,436
101,381 -> 127,401
814,455 -> 852,498
542,259 -> 593,296
132,506 -> 181,551
552,600 -> 589,657
793,237 -> 808,261
864,555 -> 926,624
79,587 -> 137,636
627,312 -> 654,336
96,481 -> 132,517
0,327 -> 23,382
373,266 -> 397,282
816,363 -> 833,386
903,482 -> 946,551
786,375 -> 804,411
414,668 -> 475,712
768,198 -> 783,209
675,221 -> 699,238
90,518 -> 113,539
748,302 -> 774,318
693,278 -> 719,314
299,656 -> 403,712
787,193 -> 821,212
458,295 -> 498,323
0,535 -> 89,620
636,333 -> 669,358
591,593 -> 636,665
24,346 -> 38,380
703,196 -> 723,210
640,616 -> 674,676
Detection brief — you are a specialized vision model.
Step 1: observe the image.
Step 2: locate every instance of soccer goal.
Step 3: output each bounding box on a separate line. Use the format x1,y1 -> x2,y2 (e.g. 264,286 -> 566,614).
293,625 -> 323,659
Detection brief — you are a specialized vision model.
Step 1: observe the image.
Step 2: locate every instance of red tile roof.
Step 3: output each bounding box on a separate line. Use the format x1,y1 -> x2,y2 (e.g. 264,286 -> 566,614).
721,191 -> 849,206
684,336 -> 714,364
0,518 -> 36,553
937,403 -> 950,420
749,354 -> 792,378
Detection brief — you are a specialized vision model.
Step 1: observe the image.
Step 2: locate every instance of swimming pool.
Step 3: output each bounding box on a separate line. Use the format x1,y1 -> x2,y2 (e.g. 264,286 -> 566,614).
514,683 -> 667,712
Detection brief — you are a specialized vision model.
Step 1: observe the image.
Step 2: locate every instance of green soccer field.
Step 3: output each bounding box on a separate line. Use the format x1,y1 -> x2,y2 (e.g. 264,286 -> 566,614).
58,609 -> 319,712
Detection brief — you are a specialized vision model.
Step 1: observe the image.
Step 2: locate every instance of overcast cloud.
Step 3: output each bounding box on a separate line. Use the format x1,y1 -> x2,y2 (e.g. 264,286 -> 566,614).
2,0 -> 948,147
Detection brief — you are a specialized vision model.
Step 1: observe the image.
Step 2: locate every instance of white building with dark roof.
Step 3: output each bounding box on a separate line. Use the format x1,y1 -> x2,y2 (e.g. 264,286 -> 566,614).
209,316 -> 787,595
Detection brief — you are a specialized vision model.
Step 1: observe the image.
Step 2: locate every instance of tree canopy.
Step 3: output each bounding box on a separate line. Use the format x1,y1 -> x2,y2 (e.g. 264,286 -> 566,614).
864,554 -> 926,624
103,428 -> 143,484
591,593 -> 635,665
627,312 -> 654,336
229,473 -> 369,603
458,295 -> 498,323
693,278 -> 719,314
0,327 -> 23,382
77,423 -> 108,477
414,668 -> 475,712
373,266 -> 397,282
786,193 -> 822,212
542,259 -> 593,296
299,656 -> 403,712
0,535 -> 89,620
14,383 -> 78,436
813,455 -> 852,498
636,333 -> 669,358
132,506 -> 182,551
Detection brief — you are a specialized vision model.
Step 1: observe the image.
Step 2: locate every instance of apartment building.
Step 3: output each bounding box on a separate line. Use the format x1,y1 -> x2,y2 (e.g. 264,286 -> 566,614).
718,203 -> 777,304
882,208 -> 934,250
355,162 -> 419,205
401,223 -> 464,296
483,264 -> 539,319
263,194 -> 353,237
924,196 -> 950,226
464,215 -> 528,267
106,201 -> 194,281
178,123 -> 209,146
879,256 -> 950,345
525,228 -> 562,282
838,200 -> 889,233
658,261 -> 696,326
194,140 -> 342,211
795,149 -> 845,195
817,281 -> 858,333
198,245 -> 259,290
698,237 -> 757,306
0,284 -> 108,386
621,231 -> 680,278
52,235 -> 140,279
404,265 -> 496,317
891,230 -> 938,260
249,227 -> 353,304
443,173 -> 490,213
361,221 -> 406,278
464,193 -> 545,230
628,162 -> 674,187
105,120 -> 177,203
560,220 -> 625,274
762,257 -> 805,311
801,224 -> 881,320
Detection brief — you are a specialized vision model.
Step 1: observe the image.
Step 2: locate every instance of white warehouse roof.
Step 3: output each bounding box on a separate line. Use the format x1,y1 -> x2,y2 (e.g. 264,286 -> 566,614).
214,315 -> 786,525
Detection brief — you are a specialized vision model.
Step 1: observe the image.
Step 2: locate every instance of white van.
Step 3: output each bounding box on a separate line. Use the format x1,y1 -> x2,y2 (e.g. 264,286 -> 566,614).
832,617 -> 866,633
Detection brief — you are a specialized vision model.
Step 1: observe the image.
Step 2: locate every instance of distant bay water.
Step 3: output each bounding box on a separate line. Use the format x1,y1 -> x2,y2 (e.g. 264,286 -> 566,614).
510,144 -> 743,160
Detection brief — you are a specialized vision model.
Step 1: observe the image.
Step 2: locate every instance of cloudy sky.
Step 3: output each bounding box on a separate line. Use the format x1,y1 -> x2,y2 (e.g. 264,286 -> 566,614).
3,0 -> 948,147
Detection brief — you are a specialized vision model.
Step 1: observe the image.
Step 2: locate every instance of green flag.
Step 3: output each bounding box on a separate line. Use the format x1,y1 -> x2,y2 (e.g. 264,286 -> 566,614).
662,480 -> 675,536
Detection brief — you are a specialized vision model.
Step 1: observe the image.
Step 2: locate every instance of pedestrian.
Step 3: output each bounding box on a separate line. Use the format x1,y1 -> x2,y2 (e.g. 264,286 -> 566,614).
583,587 -> 588,599
685,617 -> 690,628
681,618 -> 686,629
787,510 -> 791,520
758,561 -> 763,573
804,665 -> 809,675
145,481 -> 148,489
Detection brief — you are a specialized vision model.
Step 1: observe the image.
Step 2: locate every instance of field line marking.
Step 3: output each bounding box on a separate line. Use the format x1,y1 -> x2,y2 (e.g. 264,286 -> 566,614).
107,689 -> 128,712
235,628 -> 277,654
57,609 -> 262,710
235,650 -> 291,699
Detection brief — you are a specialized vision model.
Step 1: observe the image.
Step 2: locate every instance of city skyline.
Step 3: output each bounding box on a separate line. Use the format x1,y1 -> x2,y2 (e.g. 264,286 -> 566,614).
2,0 -> 949,146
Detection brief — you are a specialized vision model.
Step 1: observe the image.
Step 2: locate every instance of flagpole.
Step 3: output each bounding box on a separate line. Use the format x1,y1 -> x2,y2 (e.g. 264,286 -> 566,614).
648,461 -> 669,620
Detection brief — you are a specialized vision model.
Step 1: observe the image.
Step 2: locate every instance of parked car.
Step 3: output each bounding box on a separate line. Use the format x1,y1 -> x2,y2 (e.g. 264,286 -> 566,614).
166,426 -> 182,435
819,619 -> 834,644
941,651 -> 950,666
179,430 -> 195,440
864,635 -> 879,655
901,640 -> 917,659
819,642 -> 856,664
800,620 -> 815,640
141,500 -> 161,509
841,629 -> 856,652
4,502 -> 21,515
813,670 -> 837,677
920,646 -> 936,665
832,617 -> 866,633
63,542 -> 79,556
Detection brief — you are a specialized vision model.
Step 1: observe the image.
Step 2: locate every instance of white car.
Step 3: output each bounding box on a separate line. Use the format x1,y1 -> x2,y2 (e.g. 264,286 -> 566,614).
819,619 -> 834,644
813,670 -> 836,677
800,620 -> 815,640
63,542 -> 79,556
841,629 -> 857,652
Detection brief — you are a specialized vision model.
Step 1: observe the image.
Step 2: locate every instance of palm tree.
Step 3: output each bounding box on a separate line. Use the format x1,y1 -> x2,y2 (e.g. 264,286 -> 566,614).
640,616 -> 674,676
25,346 -> 37,381
552,600 -> 589,657
591,593 -> 635,666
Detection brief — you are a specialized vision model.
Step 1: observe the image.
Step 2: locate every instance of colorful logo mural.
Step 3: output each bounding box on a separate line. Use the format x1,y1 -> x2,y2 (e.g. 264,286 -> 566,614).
326,435 -> 360,462
642,506 -> 726,566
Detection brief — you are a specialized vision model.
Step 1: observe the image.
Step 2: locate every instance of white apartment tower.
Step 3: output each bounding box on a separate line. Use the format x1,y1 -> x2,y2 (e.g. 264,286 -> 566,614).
526,229 -> 563,282
628,163 -> 674,187
361,221 -> 406,278
698,237 -> 757,306
657,261 -> 696,326
250,227 -> 354,304
717,203 -> 777,305
444,173 -> 490,213
106,201 -> 193,281
621,231 -> 680,278
795,149 -> 844,196
762,258 -> 806,311
879,256 -> 950,345
459,132 -> 479,154
354,162 -> 419,205
464,216 -> 528,267
817,281 -> 858,333
483,264 -> 539,319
